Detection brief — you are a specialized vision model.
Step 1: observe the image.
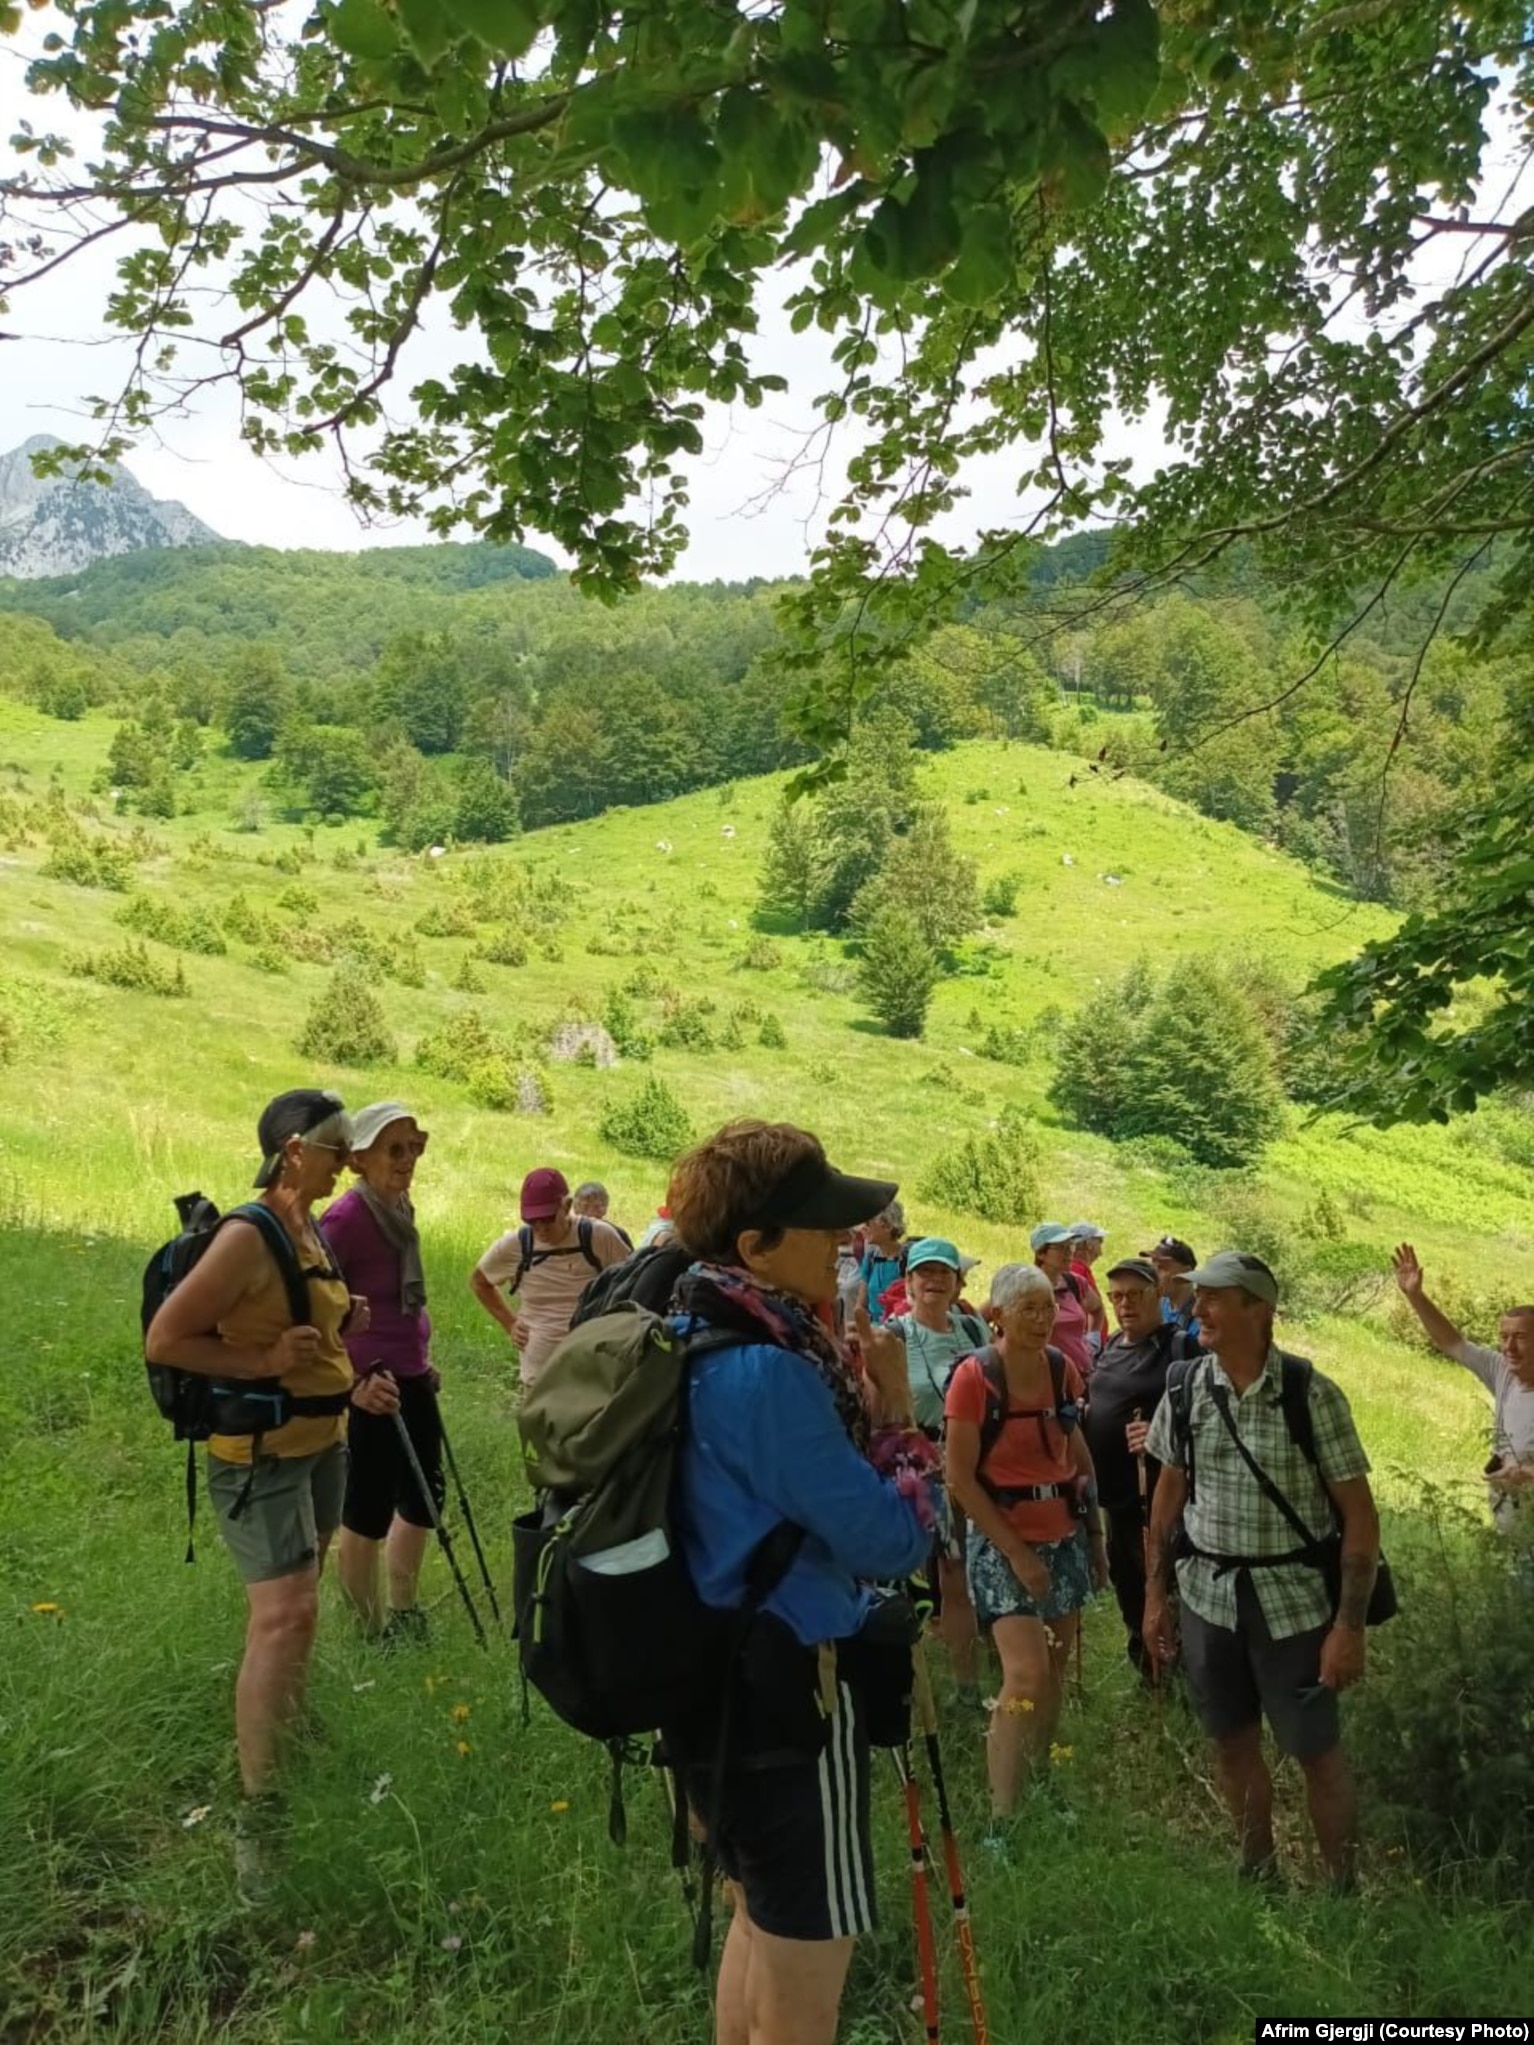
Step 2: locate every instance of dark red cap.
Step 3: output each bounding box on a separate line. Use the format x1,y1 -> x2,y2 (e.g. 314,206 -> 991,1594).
520,1166 -> 569,1220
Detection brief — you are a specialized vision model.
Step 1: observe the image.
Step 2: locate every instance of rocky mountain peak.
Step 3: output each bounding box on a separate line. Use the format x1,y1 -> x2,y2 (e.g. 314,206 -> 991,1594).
0,434 -> 221,579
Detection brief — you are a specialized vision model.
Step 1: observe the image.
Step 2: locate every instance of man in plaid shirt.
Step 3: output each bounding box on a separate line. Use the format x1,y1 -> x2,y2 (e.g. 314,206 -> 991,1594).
1143,1252 -> 1380,1887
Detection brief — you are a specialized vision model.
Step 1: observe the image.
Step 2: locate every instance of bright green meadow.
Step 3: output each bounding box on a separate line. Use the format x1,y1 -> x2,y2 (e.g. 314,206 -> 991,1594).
1,695 -> 1529,2041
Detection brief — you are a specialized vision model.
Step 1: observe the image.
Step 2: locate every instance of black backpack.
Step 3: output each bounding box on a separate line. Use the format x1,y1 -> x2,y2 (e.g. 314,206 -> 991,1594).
571,1241 -> 692,1328
970,1343 -> 1081,1510
512,1305 -> 803,1967
141,1193 -> 348,1558
505,1216 -> 602,1293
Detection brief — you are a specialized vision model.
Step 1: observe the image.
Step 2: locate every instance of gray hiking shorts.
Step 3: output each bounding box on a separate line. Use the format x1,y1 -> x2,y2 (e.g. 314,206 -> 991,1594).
1180,1575 -> 1341,1761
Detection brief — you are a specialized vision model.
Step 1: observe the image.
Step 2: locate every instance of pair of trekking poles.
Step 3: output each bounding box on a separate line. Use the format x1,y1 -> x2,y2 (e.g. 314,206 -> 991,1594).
895,1646 -> 990,2045
388,1402 -> 500,1648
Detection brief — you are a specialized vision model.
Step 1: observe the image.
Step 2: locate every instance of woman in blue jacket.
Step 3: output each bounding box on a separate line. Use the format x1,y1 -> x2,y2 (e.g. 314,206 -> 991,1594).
668,1119 -> 940,2045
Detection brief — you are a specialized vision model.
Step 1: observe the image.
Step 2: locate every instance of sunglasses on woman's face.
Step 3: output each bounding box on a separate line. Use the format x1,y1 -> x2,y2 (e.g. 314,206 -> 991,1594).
380,1133 -> 428,1160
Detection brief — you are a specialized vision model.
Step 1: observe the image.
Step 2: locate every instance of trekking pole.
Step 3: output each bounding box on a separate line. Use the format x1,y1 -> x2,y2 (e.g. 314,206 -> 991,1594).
913,1645 -> 989,2045
437,1410 -> 502,1627
390,1408 -> 488,1650
893,1745 -> 941,2045
1133,1407 -> 1160,1704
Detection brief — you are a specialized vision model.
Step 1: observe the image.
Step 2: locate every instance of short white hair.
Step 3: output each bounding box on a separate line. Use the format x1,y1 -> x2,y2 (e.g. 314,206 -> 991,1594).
877,1199 -> 905,1233
301,1107 -> 353,1154
990,1262 -> 1054,1313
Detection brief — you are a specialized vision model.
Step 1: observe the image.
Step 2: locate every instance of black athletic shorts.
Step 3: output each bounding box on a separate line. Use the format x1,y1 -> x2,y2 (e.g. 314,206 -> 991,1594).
1180,1574 -> 1340,1762
342,1373 -> 444,1541
684,1680 -> 876,1943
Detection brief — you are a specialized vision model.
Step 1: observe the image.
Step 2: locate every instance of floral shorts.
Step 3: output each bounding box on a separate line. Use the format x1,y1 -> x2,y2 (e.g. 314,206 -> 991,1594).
966,1527 -> 1091,1628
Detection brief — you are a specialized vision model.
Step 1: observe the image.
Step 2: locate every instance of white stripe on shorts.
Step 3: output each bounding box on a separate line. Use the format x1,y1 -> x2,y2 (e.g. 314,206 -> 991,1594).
817,1681 -> 873,1939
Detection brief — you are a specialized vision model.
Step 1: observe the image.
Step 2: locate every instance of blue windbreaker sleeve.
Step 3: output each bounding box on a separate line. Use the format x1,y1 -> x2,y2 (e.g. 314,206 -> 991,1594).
740,1352 -> 932,1581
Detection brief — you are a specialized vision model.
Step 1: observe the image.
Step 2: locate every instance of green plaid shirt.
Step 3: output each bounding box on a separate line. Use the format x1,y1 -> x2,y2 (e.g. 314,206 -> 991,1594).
1146,1345 -> 1370,1640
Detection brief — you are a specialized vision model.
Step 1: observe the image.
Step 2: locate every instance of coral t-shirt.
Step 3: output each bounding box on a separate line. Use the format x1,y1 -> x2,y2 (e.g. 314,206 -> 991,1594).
945,1350 -> 1084,1544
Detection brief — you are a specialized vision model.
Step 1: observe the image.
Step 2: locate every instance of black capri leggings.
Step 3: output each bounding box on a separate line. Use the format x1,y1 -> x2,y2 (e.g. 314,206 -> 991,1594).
342,1373 -> 445,1540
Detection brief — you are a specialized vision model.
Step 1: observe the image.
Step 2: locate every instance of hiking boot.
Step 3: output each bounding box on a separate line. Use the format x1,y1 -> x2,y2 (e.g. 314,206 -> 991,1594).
380,1607 -> 429,1650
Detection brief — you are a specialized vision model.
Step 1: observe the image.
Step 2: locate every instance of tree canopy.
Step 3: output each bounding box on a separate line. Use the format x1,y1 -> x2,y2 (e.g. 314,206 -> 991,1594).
5,0 -> 1534,1118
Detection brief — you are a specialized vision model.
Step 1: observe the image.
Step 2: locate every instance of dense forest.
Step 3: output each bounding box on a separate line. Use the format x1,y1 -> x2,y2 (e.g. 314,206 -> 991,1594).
0,535 -> 1517,911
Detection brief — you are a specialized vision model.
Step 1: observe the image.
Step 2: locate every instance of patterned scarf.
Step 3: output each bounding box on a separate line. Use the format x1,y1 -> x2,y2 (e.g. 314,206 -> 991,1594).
675,1261 -> 870,1452
355,1184 -> 427,1316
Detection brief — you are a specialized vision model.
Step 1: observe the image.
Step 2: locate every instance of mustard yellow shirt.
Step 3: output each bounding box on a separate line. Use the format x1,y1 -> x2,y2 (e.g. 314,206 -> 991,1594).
209,1233 -> 352,1463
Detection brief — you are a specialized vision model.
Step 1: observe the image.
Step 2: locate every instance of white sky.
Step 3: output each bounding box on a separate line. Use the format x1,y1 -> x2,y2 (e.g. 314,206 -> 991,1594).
0,21 -> 1140,580
1,32 -> 1526,582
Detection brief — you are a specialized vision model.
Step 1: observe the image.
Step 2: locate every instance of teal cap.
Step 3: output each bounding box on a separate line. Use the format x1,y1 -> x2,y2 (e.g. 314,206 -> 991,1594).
1030,1221 -> 1074,1252
906,1236 -> 962,1273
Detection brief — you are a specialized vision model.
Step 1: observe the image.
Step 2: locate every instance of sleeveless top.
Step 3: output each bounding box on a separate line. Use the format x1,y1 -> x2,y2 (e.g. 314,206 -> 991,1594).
210,1225 -> 352,1464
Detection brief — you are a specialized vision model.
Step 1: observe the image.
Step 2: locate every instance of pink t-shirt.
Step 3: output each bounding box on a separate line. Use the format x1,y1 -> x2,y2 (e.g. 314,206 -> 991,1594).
1050,1277 -> 1093,1377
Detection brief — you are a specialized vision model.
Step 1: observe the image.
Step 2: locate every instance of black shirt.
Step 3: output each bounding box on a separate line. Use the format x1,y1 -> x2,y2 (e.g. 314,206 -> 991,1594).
1084,1325 -> 1188,1510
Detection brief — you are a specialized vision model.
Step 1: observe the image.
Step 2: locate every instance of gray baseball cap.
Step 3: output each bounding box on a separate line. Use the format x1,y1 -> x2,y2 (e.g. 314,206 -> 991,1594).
1187,1249 -> 1279,1305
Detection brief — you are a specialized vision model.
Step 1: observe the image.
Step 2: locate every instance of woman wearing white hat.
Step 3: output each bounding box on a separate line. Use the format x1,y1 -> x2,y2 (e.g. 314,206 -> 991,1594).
326,1101 -> 441,1643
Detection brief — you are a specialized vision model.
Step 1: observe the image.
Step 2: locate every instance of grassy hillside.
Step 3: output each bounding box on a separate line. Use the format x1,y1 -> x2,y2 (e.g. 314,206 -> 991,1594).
2,697 -> 1528,2040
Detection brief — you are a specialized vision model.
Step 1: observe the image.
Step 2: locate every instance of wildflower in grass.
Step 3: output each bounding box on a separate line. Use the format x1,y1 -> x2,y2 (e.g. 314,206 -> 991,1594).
550,1800 -> 570,1813
1050,1742 -> 1074,1765
440,1934 -> 463,1953
31,1602 -> 62,1616
451,1703 -> 471,1723
368,1773 -> 393,1805
456,1740 -> 472,1757
295,1930 -> 317,1953
181,1805 -> 213,1830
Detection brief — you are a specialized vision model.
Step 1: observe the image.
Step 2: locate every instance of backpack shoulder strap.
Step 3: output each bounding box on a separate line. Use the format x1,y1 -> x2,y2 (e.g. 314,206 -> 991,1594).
1164,1352 -> 1206,1500
974,1345 -> 1009,1474
956,1310 -> 988,1351
1278,1353 -> 1319,1469
510,1221 -> 536,1295
227,1202 -> 311,1328
577,1216 -> 600,1272
1203,1371 -> 1324,1549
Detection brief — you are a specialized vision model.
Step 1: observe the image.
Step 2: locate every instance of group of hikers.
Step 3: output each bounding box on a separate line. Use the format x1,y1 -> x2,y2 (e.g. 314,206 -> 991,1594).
142,1088 -> 1534,2045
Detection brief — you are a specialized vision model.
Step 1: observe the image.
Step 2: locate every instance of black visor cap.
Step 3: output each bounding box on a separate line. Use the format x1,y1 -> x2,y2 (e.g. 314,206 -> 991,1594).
749,1153 -> 898,1233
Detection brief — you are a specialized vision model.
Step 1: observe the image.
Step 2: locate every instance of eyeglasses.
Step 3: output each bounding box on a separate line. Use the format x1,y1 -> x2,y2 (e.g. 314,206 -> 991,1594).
304,1140 -> 350,1156
379,1133 -> 429,1159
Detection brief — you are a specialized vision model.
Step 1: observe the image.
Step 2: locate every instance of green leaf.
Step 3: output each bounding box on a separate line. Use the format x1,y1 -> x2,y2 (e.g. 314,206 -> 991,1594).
396,0 -> 454,64
438,0 -> 543,59
327,0 -> 399,62
946,203 -> 1014,307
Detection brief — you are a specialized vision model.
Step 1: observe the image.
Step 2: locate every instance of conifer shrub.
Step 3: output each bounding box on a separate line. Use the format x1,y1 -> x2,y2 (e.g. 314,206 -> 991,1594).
415,901 -> 479,938
1055,959 -> 1286,1169
475,927 -> 527,966
858,904 -> 939,1039
601,988 -> 654,1061
599,1076 -> 694,1162
296,973 -> 395,1065
467,1053 -> 554,1114
42,828 -> 136,892
921,1107 -> 1043,1226
416,1008 -> 501,1083
738,935 -> 782,971
982,871 -> 1024,917
758,1013 -> 788,1049
118,893 -> 228,955
69,940 -> 190,999
276,883 -> 320,917
452,956 -> 487,994
658,1000 -> 715,1051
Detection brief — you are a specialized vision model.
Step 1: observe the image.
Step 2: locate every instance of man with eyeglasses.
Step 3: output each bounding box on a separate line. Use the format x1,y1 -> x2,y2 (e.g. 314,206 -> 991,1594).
1143,1252 -> 1380,1888
1082,1257 -> 1197,1679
